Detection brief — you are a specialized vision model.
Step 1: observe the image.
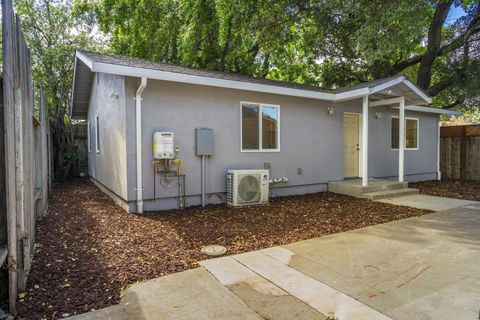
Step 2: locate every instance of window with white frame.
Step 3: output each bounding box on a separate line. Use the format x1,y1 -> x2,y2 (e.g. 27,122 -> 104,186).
87,121 -> 91,152
241,102 -> 280,151
95,115 -> 100,153
391,117 -> 419,150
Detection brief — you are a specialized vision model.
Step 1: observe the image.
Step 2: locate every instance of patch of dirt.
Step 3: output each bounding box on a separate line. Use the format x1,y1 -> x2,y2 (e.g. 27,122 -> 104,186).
410,179 -> 480,201
17,179 -> 431,319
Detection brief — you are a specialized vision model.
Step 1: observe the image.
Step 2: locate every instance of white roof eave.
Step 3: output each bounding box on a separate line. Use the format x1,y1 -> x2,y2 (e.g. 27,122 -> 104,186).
74,51 -> 433,105
393,105 -> 462,116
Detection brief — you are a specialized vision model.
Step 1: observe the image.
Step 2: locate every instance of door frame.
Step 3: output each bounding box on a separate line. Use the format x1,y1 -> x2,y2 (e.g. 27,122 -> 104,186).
344,112 -> 363,178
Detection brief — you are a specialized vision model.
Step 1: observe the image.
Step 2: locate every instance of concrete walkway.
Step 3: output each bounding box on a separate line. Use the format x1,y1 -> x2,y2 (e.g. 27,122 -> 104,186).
378,194 -> 479,211
70,203 -> 480,320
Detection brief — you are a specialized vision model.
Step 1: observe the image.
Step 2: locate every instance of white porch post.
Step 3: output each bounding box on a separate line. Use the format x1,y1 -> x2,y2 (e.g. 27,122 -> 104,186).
399,97 -> 405,182
437,118 -> 441,180
362,95 -> 369,187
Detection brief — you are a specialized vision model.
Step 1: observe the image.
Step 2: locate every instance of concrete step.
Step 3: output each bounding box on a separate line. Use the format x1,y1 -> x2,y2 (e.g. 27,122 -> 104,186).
361,188 -> 419,200
328,180 -> 408,197
363,181 -> 408,193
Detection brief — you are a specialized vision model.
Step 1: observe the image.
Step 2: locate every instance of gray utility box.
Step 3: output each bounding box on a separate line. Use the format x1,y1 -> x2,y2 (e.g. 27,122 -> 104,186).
195,128 -> 214,156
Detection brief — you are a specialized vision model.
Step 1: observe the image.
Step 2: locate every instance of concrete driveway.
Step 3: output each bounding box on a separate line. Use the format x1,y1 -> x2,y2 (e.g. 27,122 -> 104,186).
71,203 -> 480,320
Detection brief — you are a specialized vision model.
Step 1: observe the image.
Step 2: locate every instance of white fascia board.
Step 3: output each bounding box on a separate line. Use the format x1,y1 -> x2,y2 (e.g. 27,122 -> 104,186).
334,88 -> 370,102
92,61 -> 338,101
369,76 -> 432,104
75,52 -> 433,105
369,76 -> 405,95
393,105 -> 462,115
70,57 -> 77,115
76,51 -> 94,69
402,80 -> 432,103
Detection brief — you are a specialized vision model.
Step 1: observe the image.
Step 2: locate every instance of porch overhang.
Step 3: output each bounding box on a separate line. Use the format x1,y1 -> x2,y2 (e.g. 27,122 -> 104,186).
335,75 -> 432,105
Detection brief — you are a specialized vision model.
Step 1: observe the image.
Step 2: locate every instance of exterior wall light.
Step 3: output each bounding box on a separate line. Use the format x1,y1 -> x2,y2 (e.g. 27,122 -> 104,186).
327,106 -> 335,116
375,112 -> 382,119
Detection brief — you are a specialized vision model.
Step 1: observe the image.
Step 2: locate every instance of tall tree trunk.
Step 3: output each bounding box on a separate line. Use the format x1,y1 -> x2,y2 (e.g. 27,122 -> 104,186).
416,0 -> 453,89
219,15 -> 233,72
261,52 -> 270,78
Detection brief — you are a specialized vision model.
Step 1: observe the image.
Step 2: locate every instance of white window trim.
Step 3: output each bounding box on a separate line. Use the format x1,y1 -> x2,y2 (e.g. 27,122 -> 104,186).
87,121 -> 91,153
95,114 -> 100,153
391,116 -> 419,151
240,101 -> 280,152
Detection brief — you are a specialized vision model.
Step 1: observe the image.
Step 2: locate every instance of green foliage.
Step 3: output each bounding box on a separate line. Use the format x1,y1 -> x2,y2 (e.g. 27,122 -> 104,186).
15,0 -> 104,118
77,0 -> 480,112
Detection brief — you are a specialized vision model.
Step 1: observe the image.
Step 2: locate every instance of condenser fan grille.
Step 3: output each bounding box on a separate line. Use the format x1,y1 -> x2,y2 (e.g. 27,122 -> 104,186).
237,174 -> 261,203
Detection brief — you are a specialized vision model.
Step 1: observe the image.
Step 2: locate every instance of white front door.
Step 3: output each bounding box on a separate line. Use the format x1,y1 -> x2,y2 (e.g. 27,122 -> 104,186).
344,114 -> 360,178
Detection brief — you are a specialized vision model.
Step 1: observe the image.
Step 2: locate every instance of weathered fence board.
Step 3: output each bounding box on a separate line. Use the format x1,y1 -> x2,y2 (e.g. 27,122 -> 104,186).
441,125 -> 480,180
1,0 -> 51,314
72,123 -> 88,177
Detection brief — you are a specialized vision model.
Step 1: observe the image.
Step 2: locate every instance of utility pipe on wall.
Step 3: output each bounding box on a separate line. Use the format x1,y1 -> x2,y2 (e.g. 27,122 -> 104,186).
201,155 -> 206,207
135,77 -> 147,213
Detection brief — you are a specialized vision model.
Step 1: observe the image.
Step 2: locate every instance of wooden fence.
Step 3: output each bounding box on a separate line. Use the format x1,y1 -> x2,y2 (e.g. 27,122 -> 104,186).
1,0 -> 51,314
440,124 -> 480,180
72,123 -> 88,177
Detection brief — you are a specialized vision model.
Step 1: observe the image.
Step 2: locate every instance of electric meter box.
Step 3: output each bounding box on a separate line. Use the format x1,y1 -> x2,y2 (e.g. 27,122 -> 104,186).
195,128 -> 214,156
153,132 -> 175,159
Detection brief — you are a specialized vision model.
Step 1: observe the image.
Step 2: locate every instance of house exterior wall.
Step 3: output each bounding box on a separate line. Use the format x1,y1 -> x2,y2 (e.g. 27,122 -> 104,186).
367,107 -> 439,181
87,73 -> 129,205
119,78 -> 438,212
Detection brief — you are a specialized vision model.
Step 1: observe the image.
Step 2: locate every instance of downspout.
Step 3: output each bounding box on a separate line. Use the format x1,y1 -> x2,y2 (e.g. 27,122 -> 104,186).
136,77 -> 147,213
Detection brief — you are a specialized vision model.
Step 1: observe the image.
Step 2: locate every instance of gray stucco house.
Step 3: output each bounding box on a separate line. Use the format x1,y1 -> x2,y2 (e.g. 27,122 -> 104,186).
70,51 -> 460,213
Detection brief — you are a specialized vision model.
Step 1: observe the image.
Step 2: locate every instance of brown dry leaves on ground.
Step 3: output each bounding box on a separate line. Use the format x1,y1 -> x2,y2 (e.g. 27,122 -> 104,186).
410,179 -> 480,201
17,179 -> 430,319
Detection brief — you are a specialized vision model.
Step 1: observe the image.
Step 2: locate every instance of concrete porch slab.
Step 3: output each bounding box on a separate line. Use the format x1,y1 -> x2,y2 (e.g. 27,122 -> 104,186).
377,194 -> 479,211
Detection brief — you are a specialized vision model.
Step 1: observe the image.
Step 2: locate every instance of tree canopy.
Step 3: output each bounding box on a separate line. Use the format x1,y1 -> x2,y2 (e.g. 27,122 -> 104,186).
14,0 -> 105,180
76,0 -> 480,111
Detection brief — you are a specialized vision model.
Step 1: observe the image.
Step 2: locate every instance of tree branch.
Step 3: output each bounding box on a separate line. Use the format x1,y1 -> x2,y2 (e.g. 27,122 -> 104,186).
417,0 -> 454,89
390,2 -> 480,78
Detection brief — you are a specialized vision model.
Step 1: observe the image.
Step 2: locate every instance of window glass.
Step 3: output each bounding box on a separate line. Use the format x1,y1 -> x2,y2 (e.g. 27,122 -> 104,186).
262,106 -> 279,149
242,103 -> 259,150
391,118 -> 399,149
406,119 -> 418,149
87,121 -> 91,152
391,118 -> 418,149
96,115 -> 100,152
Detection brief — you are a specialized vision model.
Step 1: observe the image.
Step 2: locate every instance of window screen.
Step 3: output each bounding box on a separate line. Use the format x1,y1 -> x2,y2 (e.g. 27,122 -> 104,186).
262,106 -> 279,150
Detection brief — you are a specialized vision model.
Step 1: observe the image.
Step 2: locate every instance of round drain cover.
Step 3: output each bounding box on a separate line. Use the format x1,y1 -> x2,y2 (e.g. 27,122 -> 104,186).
201,245 -> 227,257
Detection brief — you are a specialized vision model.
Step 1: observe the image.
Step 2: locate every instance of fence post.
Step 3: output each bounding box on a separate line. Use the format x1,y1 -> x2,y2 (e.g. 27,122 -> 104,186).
2,0 -> 18,314
460,126 -> 467,181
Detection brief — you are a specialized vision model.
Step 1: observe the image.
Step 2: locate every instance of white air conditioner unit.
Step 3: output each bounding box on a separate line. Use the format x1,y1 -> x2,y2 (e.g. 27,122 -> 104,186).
227,170 -> 269,207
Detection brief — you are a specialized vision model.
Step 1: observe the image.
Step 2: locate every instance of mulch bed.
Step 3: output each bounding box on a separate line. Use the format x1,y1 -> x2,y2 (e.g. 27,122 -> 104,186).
17,179 -> 431,319
410,179 -> 480,201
